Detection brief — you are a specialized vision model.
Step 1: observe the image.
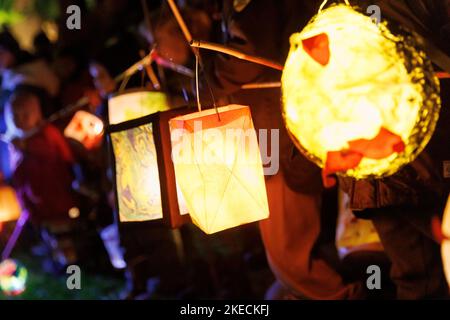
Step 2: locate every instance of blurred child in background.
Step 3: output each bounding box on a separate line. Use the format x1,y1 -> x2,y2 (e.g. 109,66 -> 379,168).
4,89 -> 80,269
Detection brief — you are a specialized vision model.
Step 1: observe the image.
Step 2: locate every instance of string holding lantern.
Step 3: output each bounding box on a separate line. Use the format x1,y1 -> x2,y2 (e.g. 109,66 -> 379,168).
281,3 -> 441,186
108,108 -> 190,228
169,105 -> 270,235
64,111 -> 104,150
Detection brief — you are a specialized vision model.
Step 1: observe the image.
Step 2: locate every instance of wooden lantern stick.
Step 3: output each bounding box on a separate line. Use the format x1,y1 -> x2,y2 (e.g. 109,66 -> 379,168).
166,0 -> 200,58
140,0 -> 161,90
114,52 -> 153,83
241,82 -> 282,90
165,0 -> 221,120
190,40 -> 284,71
151,50 -> 194,77
240,72 -> 450,90
139,50 -> 161,90
192,37 -> 449,86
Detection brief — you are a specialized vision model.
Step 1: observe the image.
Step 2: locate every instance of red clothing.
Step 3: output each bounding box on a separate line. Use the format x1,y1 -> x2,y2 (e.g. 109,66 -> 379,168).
12,124 -> 77,224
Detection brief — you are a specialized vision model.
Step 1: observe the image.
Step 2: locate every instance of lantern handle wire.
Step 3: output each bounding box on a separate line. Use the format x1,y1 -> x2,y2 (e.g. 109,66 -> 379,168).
319,0 -> 351,12
195,54 -> 202,112
166,0 -> 220,120
190,40 -> 284,71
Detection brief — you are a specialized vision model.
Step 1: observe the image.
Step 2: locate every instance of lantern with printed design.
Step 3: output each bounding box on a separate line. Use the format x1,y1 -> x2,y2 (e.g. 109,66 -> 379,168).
108,106 -> 190,228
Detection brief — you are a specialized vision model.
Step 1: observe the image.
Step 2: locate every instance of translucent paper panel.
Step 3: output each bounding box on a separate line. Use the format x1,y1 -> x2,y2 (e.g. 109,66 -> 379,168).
108,91 -> 170,125
111,123 -> 163,222
169,105 -> 269,234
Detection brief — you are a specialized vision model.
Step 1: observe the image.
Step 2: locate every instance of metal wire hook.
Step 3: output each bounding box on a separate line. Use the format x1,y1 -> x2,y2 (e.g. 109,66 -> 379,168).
319,0 -> 351,13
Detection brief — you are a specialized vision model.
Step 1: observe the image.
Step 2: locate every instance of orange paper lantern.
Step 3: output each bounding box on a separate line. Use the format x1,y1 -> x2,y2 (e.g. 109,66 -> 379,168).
64,111 -> 104,150
0,185 -> 21,223
108,108 -> 190,228
169,105 -> 270,234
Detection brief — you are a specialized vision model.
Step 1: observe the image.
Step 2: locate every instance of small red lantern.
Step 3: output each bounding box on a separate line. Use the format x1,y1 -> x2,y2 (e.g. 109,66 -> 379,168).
64,111 -> 104,150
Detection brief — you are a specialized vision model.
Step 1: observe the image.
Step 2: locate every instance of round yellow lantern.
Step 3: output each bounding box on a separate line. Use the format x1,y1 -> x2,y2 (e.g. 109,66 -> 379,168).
282,4 -> 441,185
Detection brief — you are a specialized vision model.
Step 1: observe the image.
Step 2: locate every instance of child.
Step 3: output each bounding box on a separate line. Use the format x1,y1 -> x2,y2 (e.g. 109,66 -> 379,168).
4,89 -> 80,267
5,90 -> 77,225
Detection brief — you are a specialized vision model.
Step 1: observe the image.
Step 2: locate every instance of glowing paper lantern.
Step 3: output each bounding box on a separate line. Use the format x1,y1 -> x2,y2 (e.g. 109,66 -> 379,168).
169,105 -> 270,234
108,90 -> 170,125
64,111 -> 104,150
282,4 -> 441,184
441,195 -> 450,287
0,259 -> 27,296
108,109 -> 190,228
0,185 -> 21,223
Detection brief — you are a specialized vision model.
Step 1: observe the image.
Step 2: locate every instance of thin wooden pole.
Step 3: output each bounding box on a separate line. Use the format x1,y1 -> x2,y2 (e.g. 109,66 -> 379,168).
192,39 -> 450,81
151,50 -> 194,77
242,82 -> 282,89
139,50 -> 161,90
190,39 -> 284,71
140,0 -> 161,90
167,0 -> 193,42
114,52 -> 153,83
166,0 -> 200,58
